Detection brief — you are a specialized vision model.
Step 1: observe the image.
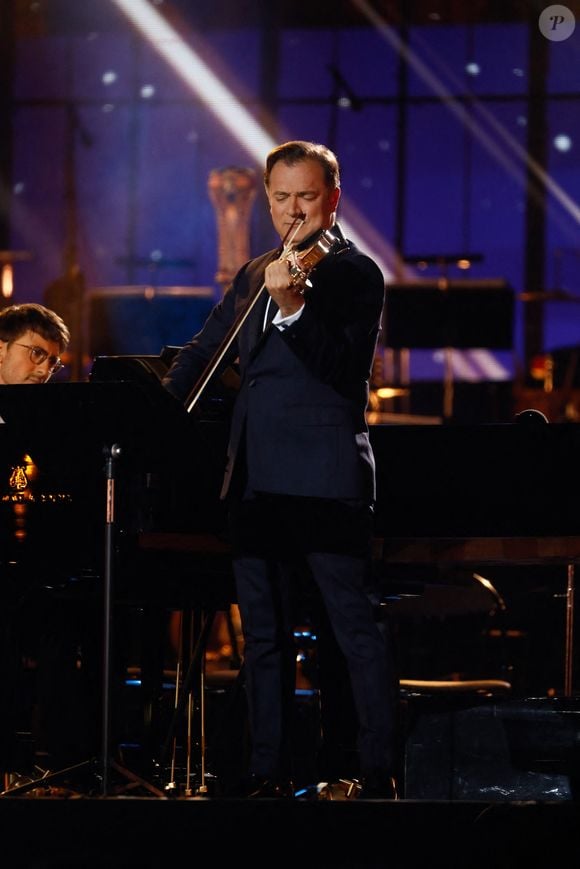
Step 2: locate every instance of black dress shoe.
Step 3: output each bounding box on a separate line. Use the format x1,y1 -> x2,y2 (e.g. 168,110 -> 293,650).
358,775 -> 398,800
244,775 -> 294,799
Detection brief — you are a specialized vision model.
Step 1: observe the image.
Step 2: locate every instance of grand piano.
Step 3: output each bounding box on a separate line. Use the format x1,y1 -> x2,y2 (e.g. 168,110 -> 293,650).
0,357 -> 234,780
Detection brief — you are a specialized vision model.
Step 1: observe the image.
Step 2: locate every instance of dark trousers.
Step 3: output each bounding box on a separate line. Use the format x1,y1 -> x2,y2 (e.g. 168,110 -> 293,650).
231,491 -> 398,783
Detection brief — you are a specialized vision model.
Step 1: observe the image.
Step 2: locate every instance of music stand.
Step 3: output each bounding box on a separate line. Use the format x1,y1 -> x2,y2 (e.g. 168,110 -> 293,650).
383,279 -> 514,420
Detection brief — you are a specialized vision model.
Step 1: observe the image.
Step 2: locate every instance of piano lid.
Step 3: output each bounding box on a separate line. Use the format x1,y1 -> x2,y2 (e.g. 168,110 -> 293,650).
370,422 -> 580,539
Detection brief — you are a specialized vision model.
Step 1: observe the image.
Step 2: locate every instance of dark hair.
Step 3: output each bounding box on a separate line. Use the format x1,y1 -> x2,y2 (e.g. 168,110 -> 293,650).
264,140 -> 340,190
0,303 -> 70,351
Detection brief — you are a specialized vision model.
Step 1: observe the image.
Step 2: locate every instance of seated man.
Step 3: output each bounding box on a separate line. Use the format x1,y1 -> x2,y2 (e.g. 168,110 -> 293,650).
0,302 -> 69,385
0,303 -> 83,780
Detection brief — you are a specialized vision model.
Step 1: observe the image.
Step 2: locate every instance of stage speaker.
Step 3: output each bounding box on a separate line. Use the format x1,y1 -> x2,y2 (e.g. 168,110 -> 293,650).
86,286 -> 216,357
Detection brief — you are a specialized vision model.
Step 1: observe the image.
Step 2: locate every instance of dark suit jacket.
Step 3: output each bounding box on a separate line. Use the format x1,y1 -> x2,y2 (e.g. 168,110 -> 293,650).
162,224 -> 385,503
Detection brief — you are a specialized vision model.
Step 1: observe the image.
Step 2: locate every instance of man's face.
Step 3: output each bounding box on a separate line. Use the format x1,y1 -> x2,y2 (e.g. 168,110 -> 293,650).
0,329 -> 62,384
267,158 -> 340,246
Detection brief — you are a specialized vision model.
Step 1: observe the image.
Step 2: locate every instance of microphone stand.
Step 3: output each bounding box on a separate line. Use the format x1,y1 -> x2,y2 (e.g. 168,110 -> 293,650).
101,444 -> 121,795
99,443 -> 166,798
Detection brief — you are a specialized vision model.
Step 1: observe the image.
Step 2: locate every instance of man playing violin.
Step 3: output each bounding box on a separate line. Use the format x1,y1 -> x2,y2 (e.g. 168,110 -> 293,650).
163,140 -> 398,799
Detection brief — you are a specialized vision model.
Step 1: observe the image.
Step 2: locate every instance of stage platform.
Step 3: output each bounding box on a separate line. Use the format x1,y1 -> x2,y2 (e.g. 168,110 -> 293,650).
1,791 -> 579,868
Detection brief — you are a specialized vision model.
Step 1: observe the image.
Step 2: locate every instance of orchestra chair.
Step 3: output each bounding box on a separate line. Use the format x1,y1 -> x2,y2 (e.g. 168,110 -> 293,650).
398,676 -> 513,800
377,566 -> 514,799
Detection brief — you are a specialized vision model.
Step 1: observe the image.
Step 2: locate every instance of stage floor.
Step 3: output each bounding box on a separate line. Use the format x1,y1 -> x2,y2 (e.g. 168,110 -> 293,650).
1,791 -> 579,869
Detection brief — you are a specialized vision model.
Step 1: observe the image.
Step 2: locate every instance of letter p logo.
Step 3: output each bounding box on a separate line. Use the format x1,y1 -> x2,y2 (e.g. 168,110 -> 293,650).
539,5 -> 576,41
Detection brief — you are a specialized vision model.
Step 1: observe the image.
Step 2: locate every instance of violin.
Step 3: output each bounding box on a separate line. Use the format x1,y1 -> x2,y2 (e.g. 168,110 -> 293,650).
286,228 -> 339,289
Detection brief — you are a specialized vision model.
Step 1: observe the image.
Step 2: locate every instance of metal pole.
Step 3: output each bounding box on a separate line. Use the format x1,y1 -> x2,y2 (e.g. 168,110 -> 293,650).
102,443 -> 122,795
564,563 -> 575,697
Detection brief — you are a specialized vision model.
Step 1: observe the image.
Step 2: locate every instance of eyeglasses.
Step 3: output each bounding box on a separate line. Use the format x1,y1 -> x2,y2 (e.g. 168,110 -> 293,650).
12,342 -> 64,373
